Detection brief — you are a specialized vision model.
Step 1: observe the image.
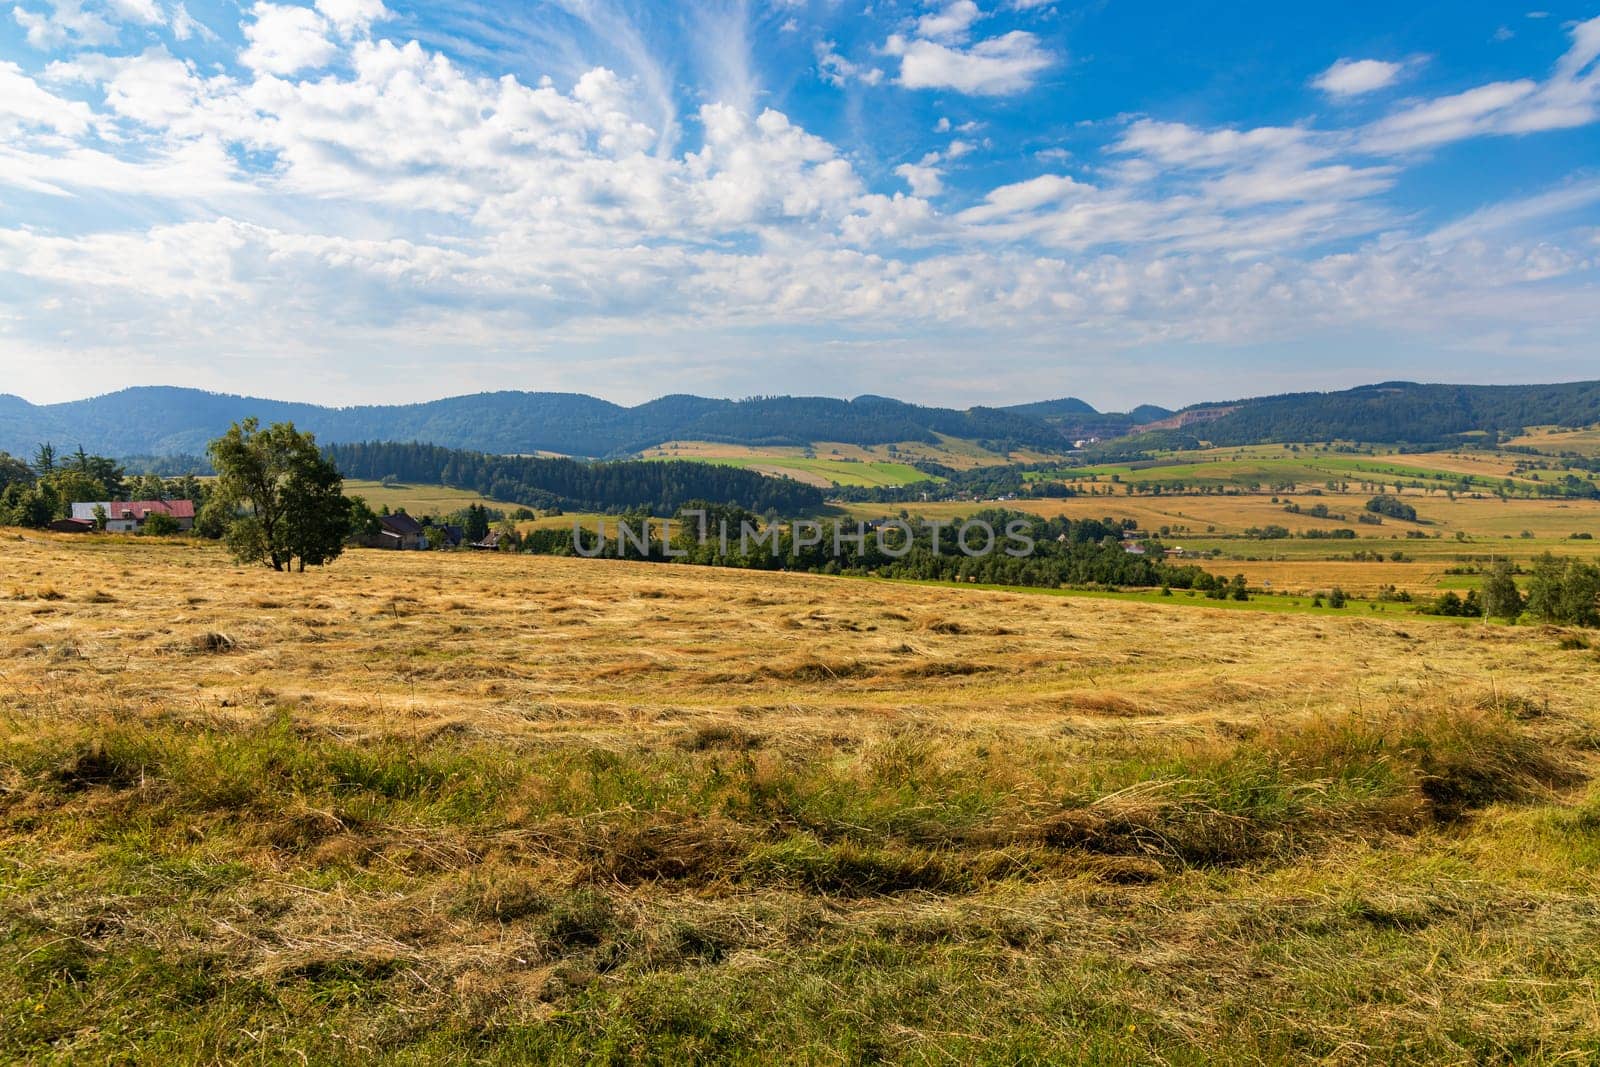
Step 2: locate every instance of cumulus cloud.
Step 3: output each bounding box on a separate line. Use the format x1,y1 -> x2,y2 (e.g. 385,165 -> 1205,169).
1313,58 -> 1403,97
884,29 -> 1051,95
915,1 -> 981,43
313,0 -> 388,36
894,159 -> 943,196
240,3 -> 337,75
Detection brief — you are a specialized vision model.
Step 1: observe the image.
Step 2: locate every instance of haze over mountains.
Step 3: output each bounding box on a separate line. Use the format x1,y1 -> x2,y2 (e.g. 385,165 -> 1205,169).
1,381 -> 1597,461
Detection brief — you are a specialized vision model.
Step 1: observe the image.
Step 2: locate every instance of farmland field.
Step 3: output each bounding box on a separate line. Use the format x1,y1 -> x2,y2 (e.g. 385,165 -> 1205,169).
5,533 -> 1600,1062
636,438 -> 953,489
1038,441 -> 1600,496
342,479 -> 525,516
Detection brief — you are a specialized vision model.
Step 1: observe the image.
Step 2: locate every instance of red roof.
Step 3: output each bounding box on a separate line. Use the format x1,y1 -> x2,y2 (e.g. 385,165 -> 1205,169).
110,500 -> 196,519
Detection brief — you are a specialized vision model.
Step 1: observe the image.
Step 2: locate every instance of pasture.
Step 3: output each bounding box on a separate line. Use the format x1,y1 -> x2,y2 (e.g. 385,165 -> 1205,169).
4,534 -> 1600,1062
342,479 -> 526,516
636,441 -> 953,487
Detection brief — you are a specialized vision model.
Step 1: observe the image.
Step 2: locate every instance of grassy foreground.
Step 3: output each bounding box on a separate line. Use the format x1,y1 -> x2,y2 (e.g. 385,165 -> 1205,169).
4,533 -> 1600,1063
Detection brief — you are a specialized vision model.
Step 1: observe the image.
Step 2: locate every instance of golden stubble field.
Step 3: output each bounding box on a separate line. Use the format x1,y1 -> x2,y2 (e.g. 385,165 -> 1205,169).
3,532 -> 1588,741
5,531 -> 1600,1063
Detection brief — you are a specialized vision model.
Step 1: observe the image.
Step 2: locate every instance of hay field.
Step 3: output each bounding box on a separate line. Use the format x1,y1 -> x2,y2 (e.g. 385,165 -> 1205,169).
5,533 -> 1600,1062
1508,427 -> 1600,456
342,479 -> 525,516
637,443 -> 929,488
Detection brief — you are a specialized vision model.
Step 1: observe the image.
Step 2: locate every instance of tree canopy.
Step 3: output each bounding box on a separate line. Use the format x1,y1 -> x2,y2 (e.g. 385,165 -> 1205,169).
207,419 -> 354,571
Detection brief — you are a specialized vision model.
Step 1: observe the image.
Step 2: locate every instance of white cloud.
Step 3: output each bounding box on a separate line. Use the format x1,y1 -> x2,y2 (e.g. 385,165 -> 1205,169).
915,1 -> 980,44
1313,58 -> 1403,97
816,39 -> 883,87
1361,16 -> 1600,151
105,0 -> 161,25
1363,80 -> 1538,150
13,0 -> 118,48
240,3 -> 337,75
0,60 -> 95,136
894,160 -> 943,196
313,0 -> 388,36
885,29 -> 1051,95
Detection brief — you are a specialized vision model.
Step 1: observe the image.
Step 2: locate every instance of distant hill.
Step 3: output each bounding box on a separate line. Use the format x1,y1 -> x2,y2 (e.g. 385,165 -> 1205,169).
1000,397 -> 1099,420
1190,381 -> 1600,445
0,387 -> 1068,459
0,379 -> 1596,461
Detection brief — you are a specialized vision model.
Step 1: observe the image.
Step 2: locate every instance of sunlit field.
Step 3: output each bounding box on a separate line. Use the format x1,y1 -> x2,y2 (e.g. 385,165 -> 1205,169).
5,532 -> 1600,1062
636,442 -> 934,488
342,479 -> 528,516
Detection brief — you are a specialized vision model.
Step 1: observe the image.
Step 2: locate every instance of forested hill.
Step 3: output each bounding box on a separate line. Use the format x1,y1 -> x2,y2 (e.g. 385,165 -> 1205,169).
1,380 -> 1597,460
324,442 -> 824,515
0,387 -> 1066,458
1188,381 -> 1600,445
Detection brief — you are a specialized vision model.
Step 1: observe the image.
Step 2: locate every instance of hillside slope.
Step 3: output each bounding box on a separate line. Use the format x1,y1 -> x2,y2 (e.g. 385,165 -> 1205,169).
1,379 -> 1596,460
0,388 -> 1067,458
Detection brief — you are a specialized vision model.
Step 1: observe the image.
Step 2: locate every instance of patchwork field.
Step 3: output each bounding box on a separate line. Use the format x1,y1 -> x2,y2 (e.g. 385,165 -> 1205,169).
342,479 -> 526,516
841,491 -> 1600,544
637,442 -> 932,488
4,533 -> 1600,1062
1047,442 -> 1600,496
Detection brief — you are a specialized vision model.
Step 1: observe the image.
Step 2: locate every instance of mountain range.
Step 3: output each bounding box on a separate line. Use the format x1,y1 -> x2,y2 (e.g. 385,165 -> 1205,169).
1,380 -> 1596,461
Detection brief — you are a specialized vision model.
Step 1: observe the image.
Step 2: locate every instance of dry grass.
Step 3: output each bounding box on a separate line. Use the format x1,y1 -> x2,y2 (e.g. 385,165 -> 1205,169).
3,531 -> 1600,1063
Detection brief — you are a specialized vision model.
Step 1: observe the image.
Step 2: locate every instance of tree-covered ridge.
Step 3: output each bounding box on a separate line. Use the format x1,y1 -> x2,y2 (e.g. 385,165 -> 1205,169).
4,379 -> 1598,460
1193,381 -> 1600,446
324,441 -> 825,515
0,388 -> 1070,458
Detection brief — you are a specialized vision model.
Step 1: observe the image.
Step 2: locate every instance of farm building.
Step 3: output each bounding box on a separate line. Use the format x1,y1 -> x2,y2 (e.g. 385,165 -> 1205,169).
356,512 -> 429,550
70,500 -> 196,533
47,518 -> 96,533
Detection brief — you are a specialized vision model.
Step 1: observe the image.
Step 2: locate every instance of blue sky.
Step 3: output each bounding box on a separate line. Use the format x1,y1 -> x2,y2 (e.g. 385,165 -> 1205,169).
0,0 -> 1597,410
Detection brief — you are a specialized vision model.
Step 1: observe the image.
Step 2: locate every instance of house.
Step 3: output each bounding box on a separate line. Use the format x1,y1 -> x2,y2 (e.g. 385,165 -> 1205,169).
356,512 -> 428,550
1122,541 -> 1146,555
47,518 -> 96,534
71,499 -> 196,533
470,529 -> 503,551
438,525 -> 465,549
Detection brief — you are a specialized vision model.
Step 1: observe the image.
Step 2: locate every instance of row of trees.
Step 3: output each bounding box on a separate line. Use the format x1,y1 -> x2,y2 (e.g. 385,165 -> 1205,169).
0,445 -> 164,528
516,506 -> 1242,595
324,441 -> 824,515
1423,555 -> 1600,625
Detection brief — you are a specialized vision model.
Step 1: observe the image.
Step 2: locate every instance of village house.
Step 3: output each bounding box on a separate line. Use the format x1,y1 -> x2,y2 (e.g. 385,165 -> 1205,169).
70,500 -> 196,533
356,511 -> 429,550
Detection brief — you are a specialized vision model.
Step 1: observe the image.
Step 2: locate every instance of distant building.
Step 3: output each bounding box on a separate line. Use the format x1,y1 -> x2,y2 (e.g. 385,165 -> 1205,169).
356,512 -> 428,550
1122,541 -> 1146,555
71,500 -> 196,533
470,529 -> 503,551
48,518 -> 96,534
